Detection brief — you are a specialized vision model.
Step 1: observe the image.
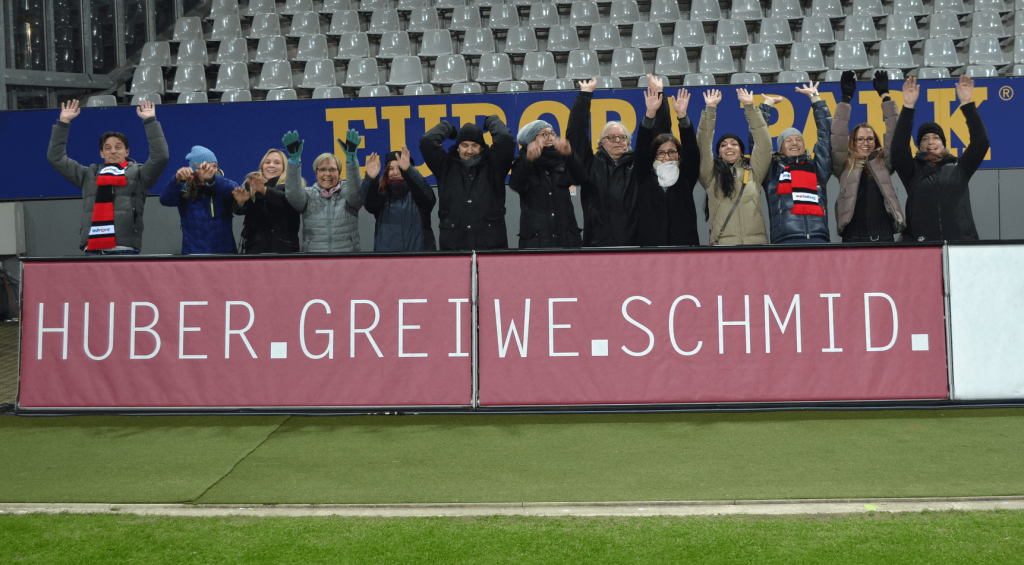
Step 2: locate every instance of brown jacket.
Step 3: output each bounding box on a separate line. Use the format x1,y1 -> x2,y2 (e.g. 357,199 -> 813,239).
830,100 -> 905,235
697,104 -> 772,245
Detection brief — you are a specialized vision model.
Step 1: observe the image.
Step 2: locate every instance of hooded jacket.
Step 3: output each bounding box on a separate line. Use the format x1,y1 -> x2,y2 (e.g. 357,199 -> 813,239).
159,173 -> 238,254
419,116 -> 514,250
361,155 -> 437,252
47,118 -> 170,251
285,154 -> 362,253
890,102 -> 988,242
756,99 -> 833,243
509,146 -> 582,249
233,175 -> 301,254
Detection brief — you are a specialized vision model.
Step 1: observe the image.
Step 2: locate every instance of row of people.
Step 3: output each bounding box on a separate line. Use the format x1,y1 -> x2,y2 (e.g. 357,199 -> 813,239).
46,74 -> 988,255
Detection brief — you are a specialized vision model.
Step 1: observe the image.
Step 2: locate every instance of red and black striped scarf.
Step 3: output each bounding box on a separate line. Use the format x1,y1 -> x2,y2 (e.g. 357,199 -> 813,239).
777,159 -> 823,217
86,161 -> 127,251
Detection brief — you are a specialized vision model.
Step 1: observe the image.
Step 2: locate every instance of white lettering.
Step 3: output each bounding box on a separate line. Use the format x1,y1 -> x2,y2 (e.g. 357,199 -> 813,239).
448,298 -> 469,357
350,300 -> 382,357
820,293 -> 843,352
718,295 -> 751,354
399,299 -> 428,358
179,301 -> 208,359
865,293 -> 899,352
495,299 -> 530,358
83,302 -> 114,361
764,294 -> 802,353
300,299 -> 334,359
130,302 -> 161,360
37,302 -> 69,360
621,296 -> 654,357
225,301 -> 257,359
669,295 -> 702,356
548,298 -> 578,357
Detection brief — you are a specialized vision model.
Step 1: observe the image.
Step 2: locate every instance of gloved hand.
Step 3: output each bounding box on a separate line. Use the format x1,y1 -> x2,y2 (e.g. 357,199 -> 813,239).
840,70 -> 857,104
282,130 -> 303,162
339,128 -> 361,159
872,70 -> 890,96
443,121 -> 458,140
484,114 -> 501,131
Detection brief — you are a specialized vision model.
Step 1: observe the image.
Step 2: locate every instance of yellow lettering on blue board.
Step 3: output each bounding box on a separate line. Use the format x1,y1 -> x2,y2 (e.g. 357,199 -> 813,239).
416,104 -> 448,177
325,107 -> 377,177
451,103 -> 507,145
519,101 -> 571,137
591,99 -> 637,152
928,87 -> 991,159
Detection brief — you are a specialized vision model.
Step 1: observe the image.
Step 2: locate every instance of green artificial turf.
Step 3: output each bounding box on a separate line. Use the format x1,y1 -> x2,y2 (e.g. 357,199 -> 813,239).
2,511 -> 1023,564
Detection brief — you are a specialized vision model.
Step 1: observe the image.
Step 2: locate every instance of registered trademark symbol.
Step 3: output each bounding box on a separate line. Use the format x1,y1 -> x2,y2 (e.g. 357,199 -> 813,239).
999,86 -> 1013,101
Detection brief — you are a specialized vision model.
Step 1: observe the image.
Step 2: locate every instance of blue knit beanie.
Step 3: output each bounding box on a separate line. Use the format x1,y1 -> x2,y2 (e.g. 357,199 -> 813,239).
517,119 -> 553,147
185,145 -> 217,170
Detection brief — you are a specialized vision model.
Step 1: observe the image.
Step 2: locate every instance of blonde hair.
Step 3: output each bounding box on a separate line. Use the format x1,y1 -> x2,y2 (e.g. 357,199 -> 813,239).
845,124 -> 883,171
312,153 -> 342,172
248,148 -> 303,201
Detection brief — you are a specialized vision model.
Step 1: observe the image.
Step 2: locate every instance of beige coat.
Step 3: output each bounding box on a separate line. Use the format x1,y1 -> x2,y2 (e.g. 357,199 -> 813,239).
697,104 -> 772,245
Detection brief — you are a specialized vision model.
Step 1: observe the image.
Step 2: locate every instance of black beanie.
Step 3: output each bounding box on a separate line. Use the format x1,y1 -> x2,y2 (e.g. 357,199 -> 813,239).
456,123 -> 486,147
382,150 -> 414,170
916,122 -> 946,147
716,133 -> 746,157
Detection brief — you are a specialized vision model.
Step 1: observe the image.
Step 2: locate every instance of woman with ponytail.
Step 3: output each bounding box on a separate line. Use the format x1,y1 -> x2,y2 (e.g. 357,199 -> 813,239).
159,145 -> 238,254
696,88 -> 772,245
361,145 -> 437,252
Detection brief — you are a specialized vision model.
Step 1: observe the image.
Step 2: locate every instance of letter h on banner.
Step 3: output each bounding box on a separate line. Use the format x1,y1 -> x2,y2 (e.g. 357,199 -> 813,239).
718,295 -> 750,354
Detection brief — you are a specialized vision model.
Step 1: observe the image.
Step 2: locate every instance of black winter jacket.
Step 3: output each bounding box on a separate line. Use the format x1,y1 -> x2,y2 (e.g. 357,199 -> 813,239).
234,176 -> 301,253
891,103 -> 988,242
509,147 -> 582,249
419,116 -> 514,250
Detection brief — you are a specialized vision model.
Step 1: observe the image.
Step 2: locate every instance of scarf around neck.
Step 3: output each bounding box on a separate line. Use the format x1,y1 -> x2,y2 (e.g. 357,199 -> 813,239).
320,185 -> 340,198
87,161 -> 128,251
777,159 -> 823,216
654,160 -> 679,189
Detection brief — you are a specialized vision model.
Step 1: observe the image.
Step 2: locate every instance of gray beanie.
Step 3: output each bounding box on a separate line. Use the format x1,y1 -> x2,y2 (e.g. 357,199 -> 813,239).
517,119 -> 553,147
185,145 -> 217,169
777,127 -> 803,152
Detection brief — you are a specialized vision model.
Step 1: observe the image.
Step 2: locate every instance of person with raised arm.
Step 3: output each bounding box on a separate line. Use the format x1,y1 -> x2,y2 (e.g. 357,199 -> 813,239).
283,129 -> 363,253
632,86 -> 701,246
419,114 -> 515,251
831,70 -> 905,243
508,119 -> 581,249
696,88 -> 772,245
891,75 -> 989,242
47,99 -> 169,255
232,138 -> 302,254
756,82 -> 833,244
158,146 -> 238,255
361,145 -> 437,252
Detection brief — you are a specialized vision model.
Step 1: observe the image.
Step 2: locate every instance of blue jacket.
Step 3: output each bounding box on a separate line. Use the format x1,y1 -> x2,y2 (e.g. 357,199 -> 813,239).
360,166 -> 437,252
753,99 -> 833,244
159,174 -> 238,254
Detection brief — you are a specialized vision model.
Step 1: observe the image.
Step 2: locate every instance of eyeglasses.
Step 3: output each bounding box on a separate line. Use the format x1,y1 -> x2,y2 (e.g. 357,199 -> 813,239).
316,167 -> 339,173
855,136 -> 876,143
656,149 -> 679,158
538,130 -> 557,139
603,135 -> 628,143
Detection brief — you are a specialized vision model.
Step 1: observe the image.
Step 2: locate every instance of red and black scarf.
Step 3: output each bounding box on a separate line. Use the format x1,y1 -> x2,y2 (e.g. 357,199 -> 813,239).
86,161 -> 127,251
777,159 -> 823,217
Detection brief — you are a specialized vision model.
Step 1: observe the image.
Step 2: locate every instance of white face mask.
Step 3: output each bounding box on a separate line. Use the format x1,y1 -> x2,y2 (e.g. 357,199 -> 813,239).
654,160 -> 679,189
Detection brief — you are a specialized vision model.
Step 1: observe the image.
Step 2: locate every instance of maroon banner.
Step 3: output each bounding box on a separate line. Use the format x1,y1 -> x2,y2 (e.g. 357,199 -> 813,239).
477,248 -> 949,406
20,256 -> 473,408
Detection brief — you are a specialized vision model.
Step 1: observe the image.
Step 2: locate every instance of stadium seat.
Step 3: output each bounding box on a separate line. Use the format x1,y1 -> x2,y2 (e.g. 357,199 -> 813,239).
569,1 -> 601,27
590,23 -> 623,51
689,0 -> 722,22
821,69 -> 845,81
744,43 -> 782,73
699,45 -> 737,74
529,3 -> 561,28
328,11 -> 361,35
608,0 -> 640,27
972,11 -> 1009,39
418,30 -> 452,57
543,78 -> 575,90
969,37 -> 1007,65
313,86 -> 345,98
505,27 -> 538,54
654,46 -> 692,76
965,64 -> 999,77
450,82 -> 483,93
295,34 -> 329,61
832,41 -> 871,70
636,74 -> 667,87
610,47 -> 645,78
343,57 -> 381,86
770,0 -> 803,20
878,40 -> 918,70
282,0 -> 314,15
257,62 -> 294,90
300,59 -> 337,87
851,0 -> 884,17
387,55 -> 425,85
210,15 -> 244,41
461,28 -> 496,55
933,0 -> 967,15
173,38 -> 208,66
595,76 -> 621,88
249,14 -> 283,38
208,0 -> 240,19
359,0 -> 389,13
488,5 -> 520,29
975,0 -> 1009,13
404,83 -> 436,94
788,42 -> 827,72
85,95 -> 117,107
1016,36 -> 1024,63
497,80 -> 529,91
129,65 -> 166,94
266,88 -> 298,100
432,54 -> 469,83
683,73 -> 715,86
449,6 -> 483,31
397,0 -> 429,12
214,38 -> 248,64
730,72 -> 762,84
1013,64 -> 1024,76
843,16 -> 879,42
928,13 -> 965,41
758,18 -> 794,45
358,85 -> 391,96
916,67 -> 951,78
564,49 -> 601,79
923,39 -> 962,68
475,52 -> 513,82
368,9 -> 401,34
716,19 -> 749,46
777,70 -> 811,83
246,0 -> 278,15
674,21 -> 709,47
211,61 -> 250,91
873,68 -> 903,79
810,0 -> 844,18
407,8 -> 440,32
320,0 -> 353,14
220,89 -> 252,102
254,36 -> 288,62
631,22 -> 664,49
335,32 -> 371,59
547,25 -> 580,52
648,0 -> 680,23
177,92 -> 209,104
288,12 -> 323,37
139,42 -> 172,67
378,31 -> 413,59
730,0 -> 763,20
131,92 -> 163,105
168,64 -> 207,93
801,17 -> 836,45
886,15 -> 923,42
1016,11 -> 1024,36
893,0 -> 926,16
469,0 -> 502,7
435,0 -> 466,9
172,17 -> 203,41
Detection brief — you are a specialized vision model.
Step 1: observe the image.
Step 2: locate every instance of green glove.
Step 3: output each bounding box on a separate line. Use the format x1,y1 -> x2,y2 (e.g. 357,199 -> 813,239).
282,130 -> 304,162
339,129 -> 361,159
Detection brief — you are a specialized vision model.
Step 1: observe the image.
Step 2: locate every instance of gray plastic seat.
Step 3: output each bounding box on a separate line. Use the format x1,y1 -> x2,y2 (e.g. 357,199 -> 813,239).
266,88 -> 298,100
407,7 -> 440,32
85,95 -> 117,107
843,16 -> 879,42
343,57 -> 381,86
690,0 -> 722,22
212,61 -> 250,91
1016,36 -> 1024,62
873,68 -> 904,79
730,72 -> 762,84
649,0 -> 680,22
462,28 -> 496,55
972,11 -> 1009,39
966,64 -> 999,77
636,74 -> 667,88
335,32 -> 371,59
476,52 -> 513,82
674,21 -> 708,47
449,6 -> 483,30
300,58 -> 337,87
758,18 -> 794,45
131,92 -> 163,105
654,46 -> 691,76
821,69 -> 845,81
450,82 -> 483,93
923,39 -> 961,68
249,14 -> 283,38
608,0 -> 639,26
368,9 -> 401,34
130,65 -> 166,94
564,49 -> 601,79
788,42 -> 827,72
387,55 -> 425,84
1016,11 -> 1024,36
1013,64 -> 1024,76
254,36 -> 288,62
488,5 -> 520,29
358,85 -> 391,96
610,47 -> 645,77
716,19 -> 749,46
969,37 -> 1007,64
595,76 -> 621,88
178,92 -> 209,104
832,41 -> 871,70
173,38 -> 209,66
589,23 -> 623,51
377,31 -> 413,58
295,34 -> 329,61
520,52 -> 558,80
878,40 -> 918,70
208,0 -> 240,19
247,0 -> 277,15
282,0 -> 313,15
810,0 -> 844,18
893,0 -> 925,16
434,0 -> 466,9
917,67 -> 951,78
320,0 -> 353,13
396,0 -> 429,11
432,54 -> 469,83
683,73 -> 715,86
543,78 -> 575,90
699,45 -> 737,74
569,1 -> 600,27
630,22 -> 664,49
730,0 -> 762,20
359,0 -> 390,12
139,42 -> 172,66
257,61 -> 294,89
744,43 -> 782,73
313,85 -> 345,98
777,70 -> 811,83
172,17 -> 203,41
505,26 -> 538,53
496,80 -> 528,91
529,2 -> 561,28
418,30 -> 452,57
801,16 -> 836,44
928,13 -> 965,41
168,64 -> 207,92
328,11 -> 361,35
770,0 -> 803,20
215,38 -> 248,64
977,0 -> 1010,12
933,0 -> 968,15
403,83 -> 436,95
548,25 -> 580,52
288,12 -> 323,37
886,14 -> 923,42
210,15 -> 244,40
851,0 -> 884,17
220,89 -> 252,102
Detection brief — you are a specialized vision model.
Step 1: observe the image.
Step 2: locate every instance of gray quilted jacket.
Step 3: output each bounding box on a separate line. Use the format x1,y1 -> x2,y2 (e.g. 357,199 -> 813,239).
285,155 -> 362,253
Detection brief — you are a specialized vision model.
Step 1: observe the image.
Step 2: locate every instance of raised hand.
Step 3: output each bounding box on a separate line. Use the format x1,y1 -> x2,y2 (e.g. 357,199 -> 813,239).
647,74 -> 663,94
196,161 -> 218,181
59,99 -> 80,123
553,137 -> 571,156
232,186 -> 249,205
174,167 -> 194,183
795,81 -> 820,98
136,99 -> 156,120
282,130 -> 303,161
872,70 -> 890,96
248,173 -> 267,195
762,94 -> 785,106
736,88 -> 754,106
644,84 -> 662,118
341,128 -> 361,157
526,137 -> 543,161
840,70 -> 857,102
398,145 -> 412,170
703,89 -> 722,107
578,78 -> 597,93
956,74 -> 974,106
366,152 -> 381,178
672,88 -> 691,117
903,76 -> 920,108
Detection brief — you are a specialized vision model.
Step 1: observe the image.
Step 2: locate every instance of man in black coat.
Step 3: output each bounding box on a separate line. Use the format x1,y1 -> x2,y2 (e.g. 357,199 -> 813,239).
509,120 -> 582,249
892,75 -> 989,242
420,115 -> 515,250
